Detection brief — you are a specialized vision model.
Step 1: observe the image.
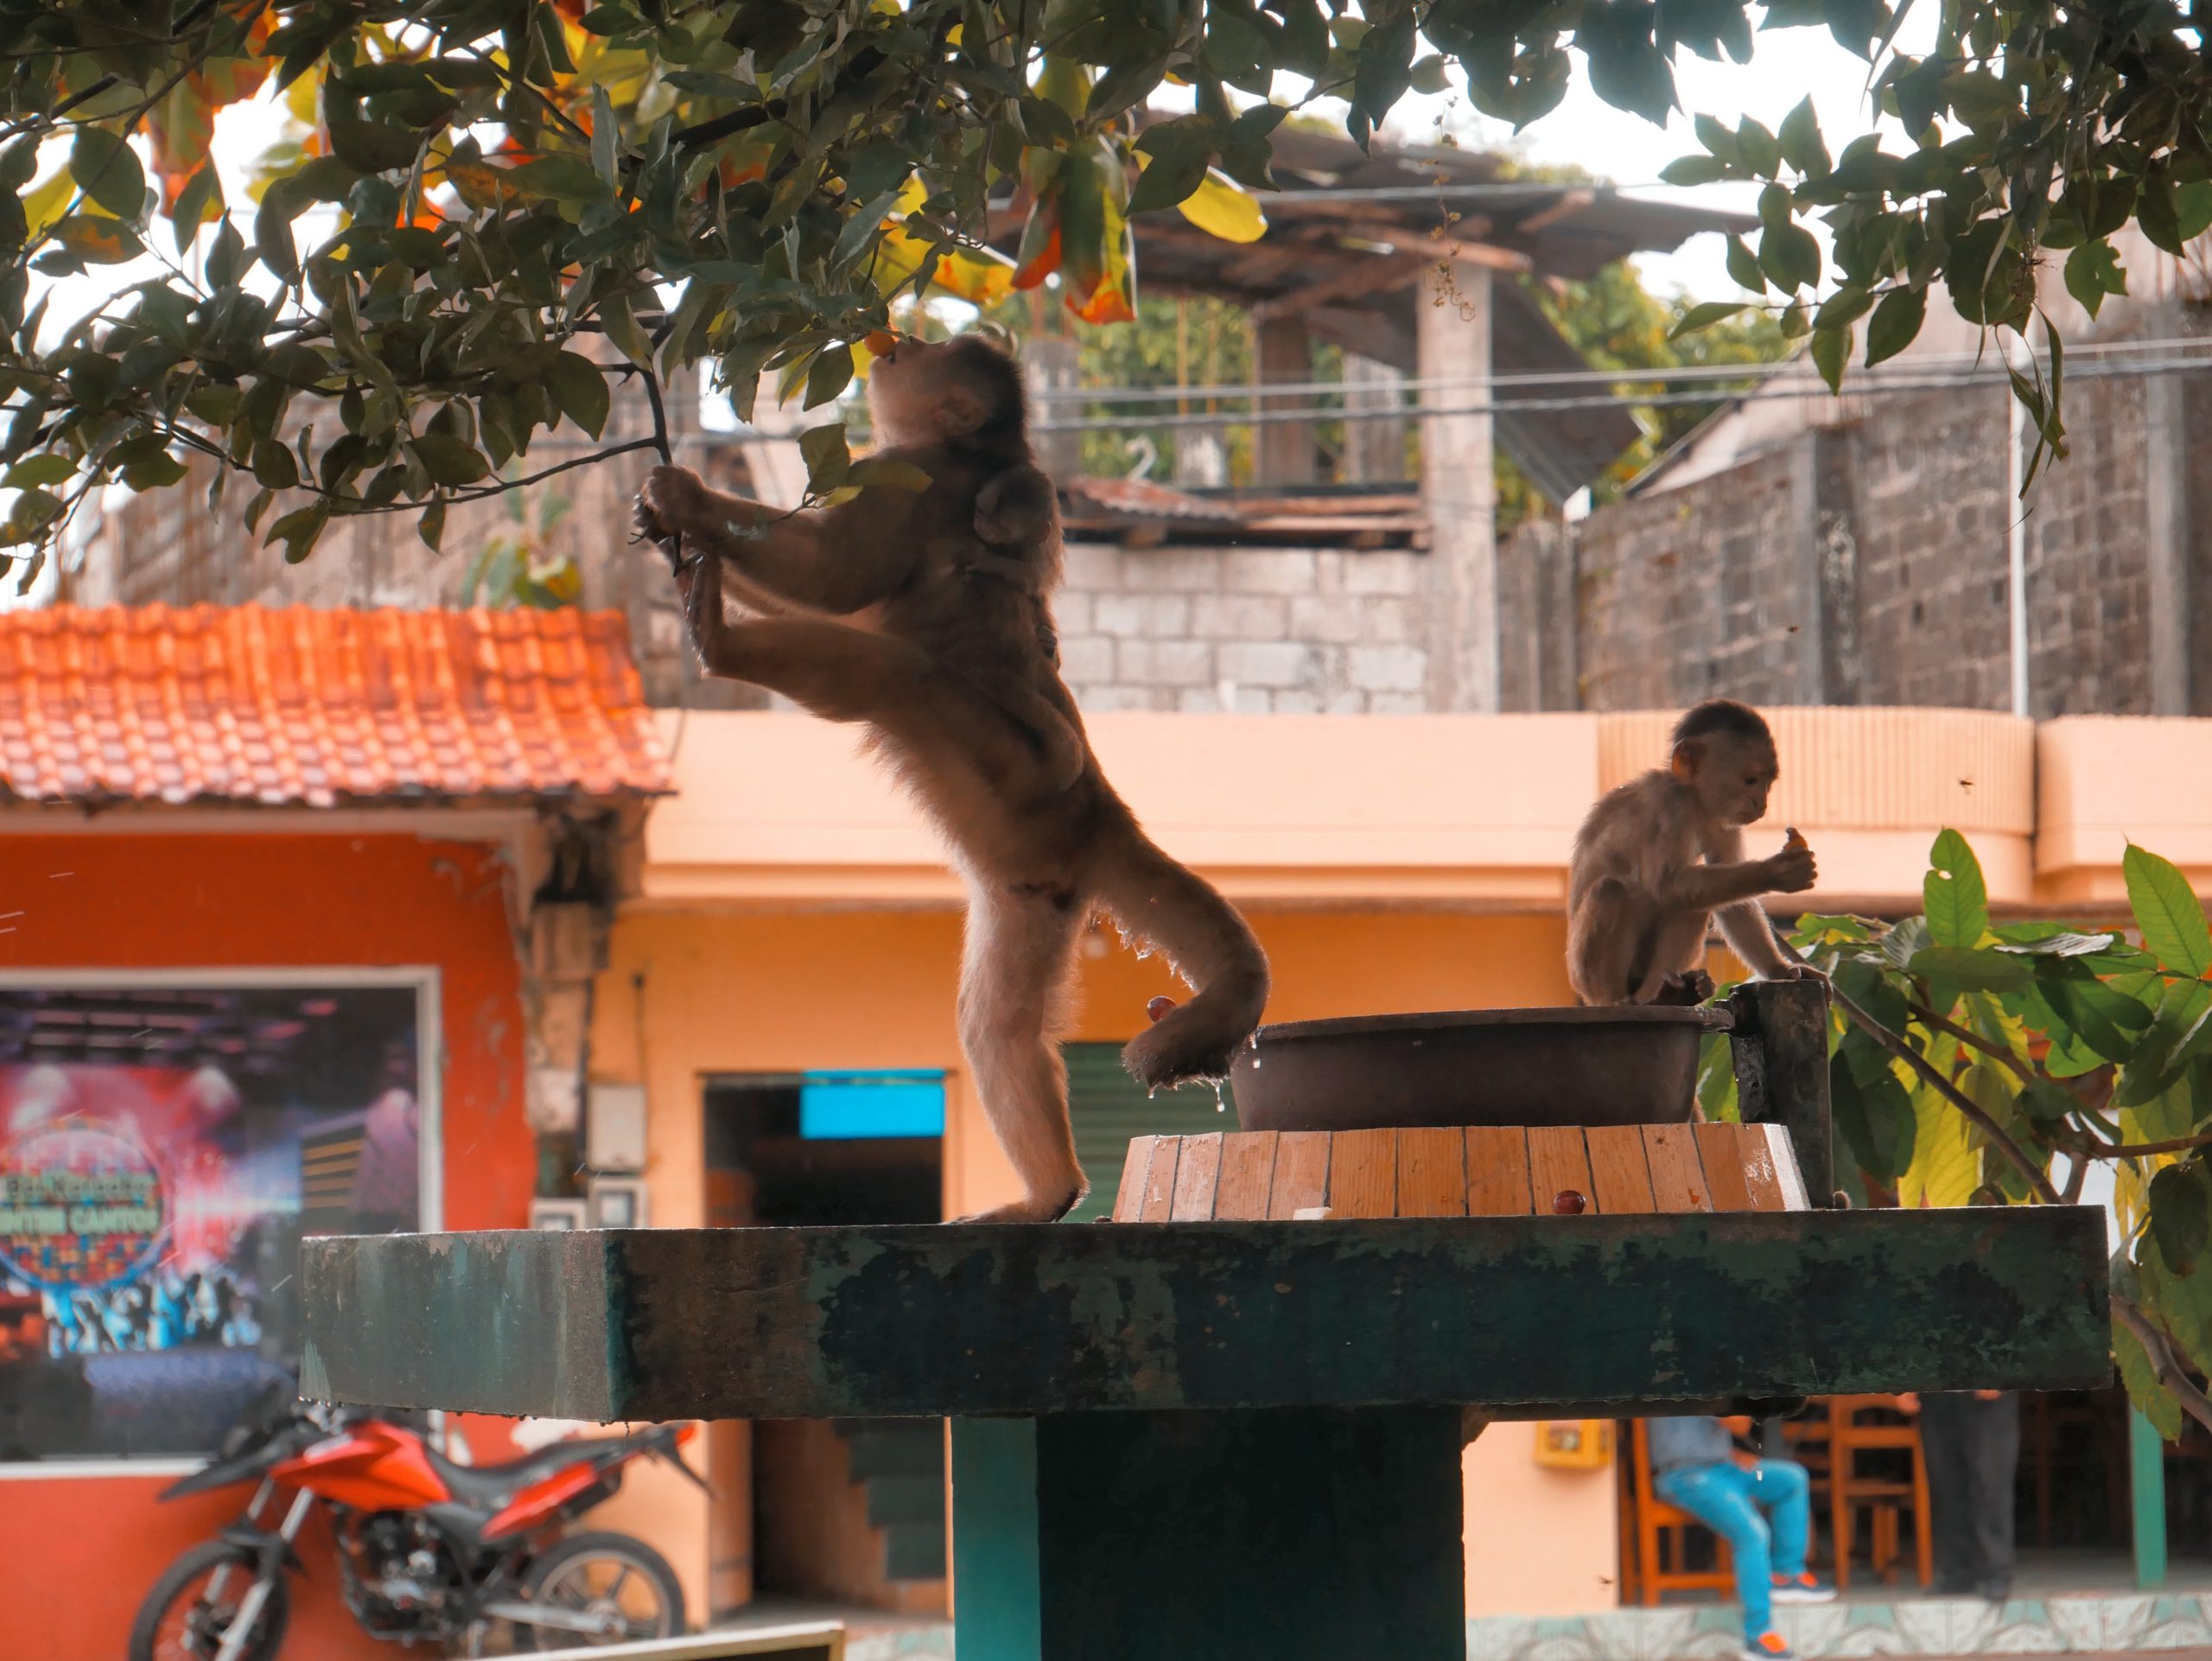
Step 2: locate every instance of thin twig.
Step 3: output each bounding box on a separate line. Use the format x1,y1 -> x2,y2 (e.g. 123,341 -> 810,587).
1907,1001 -> 2034,1082
2114,1297 -> 2212,1436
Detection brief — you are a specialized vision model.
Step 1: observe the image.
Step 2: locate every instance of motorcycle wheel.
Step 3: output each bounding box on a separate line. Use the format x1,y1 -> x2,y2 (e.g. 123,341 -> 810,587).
510,1531 -> 687,1651
129,1540 -> 291,1661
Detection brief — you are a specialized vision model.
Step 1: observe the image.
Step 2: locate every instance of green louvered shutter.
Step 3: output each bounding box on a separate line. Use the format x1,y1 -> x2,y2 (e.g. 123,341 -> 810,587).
1063,1041 -> 1238,1221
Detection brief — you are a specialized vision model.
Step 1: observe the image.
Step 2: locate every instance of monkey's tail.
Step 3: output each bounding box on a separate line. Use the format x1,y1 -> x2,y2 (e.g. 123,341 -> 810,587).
1090,826 -> 1270,1091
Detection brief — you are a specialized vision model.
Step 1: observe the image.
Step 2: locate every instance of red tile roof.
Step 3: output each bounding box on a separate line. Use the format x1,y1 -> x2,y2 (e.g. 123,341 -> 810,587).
0,606 -> 672,808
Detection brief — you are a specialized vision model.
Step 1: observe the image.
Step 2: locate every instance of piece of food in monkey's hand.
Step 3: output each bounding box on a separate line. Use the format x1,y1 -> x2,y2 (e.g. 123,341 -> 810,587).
1146,996 -> 1178,1024
1784,825 -> 1808,853
1552,1189 -> 1587,1215
864,330 -> 899,357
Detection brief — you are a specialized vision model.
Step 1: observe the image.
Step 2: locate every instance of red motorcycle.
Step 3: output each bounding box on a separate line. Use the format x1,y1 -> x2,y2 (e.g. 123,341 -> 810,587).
130,1383 -> 701,1660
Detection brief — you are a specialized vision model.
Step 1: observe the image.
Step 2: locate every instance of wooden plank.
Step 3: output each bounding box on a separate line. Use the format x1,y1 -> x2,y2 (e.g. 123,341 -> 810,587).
1170,1133 -> 1225,1221
1697,1123 -> 1757,1213
1140,1137 -> 1182,1221
1758,1122 -> 1812,1212
1525,1126 -> 1594,1214
1395,1128 -> 1467,1219
300,1210 -> 2113,1421
1213,1132 -> 1280,1221
1584,1124 -> 1656,1215
1642,1123 -> 1713,1212
1733,1123 -> 1790,1212
1326,1128 -> 1398,1219
1112,1137 -> 1160,1223
1465,1127 -> 1533,1216
1267,1131 -> 1332,1219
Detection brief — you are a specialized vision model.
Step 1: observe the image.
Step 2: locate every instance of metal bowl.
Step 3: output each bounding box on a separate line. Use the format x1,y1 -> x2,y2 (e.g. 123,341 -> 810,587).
1229,1005 -> 1735,1133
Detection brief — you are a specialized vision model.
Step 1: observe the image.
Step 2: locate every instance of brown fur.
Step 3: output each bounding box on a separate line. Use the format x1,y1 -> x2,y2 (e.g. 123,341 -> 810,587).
633,334 -> 1269,1223
1565,699 -> 1820,1005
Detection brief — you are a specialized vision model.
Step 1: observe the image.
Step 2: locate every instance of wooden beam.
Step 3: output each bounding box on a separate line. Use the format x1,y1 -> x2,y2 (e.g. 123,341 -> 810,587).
301,1208 -> 2110,1422
1250,254 -> 1433,325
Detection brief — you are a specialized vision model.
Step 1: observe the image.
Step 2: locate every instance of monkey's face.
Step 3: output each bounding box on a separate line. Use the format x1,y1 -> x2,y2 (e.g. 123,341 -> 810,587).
1677,734 -> 1778,826
868,335 -> 1014,446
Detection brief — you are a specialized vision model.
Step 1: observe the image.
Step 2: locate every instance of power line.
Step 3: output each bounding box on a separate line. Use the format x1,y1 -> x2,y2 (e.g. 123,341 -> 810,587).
1031,350 -> 2212,432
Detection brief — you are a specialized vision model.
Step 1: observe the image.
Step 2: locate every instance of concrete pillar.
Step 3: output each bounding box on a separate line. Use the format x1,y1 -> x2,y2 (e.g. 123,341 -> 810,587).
1255,315 -> 1315,487
1021,335 -> 1084,485
1415,264 -> 1498,711
1341,353 -> 1408,483
2145,344 -> 2192,716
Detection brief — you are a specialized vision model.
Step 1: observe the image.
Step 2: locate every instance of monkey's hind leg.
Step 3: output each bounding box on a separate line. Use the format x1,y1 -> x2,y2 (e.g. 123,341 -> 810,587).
953,883 -> 1089,1225
1567,875 -> 1650,1005
1090,828 -> 1270,1091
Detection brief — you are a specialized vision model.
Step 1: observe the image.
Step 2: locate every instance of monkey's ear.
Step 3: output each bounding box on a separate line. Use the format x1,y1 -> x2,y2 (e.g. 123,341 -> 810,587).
1669,741 -> 1700,781
935,386 -> 988,438
976,466 -> 1055,545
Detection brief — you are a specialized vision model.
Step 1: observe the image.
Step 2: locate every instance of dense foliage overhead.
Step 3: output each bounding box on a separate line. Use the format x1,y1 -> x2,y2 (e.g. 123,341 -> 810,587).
1,0 -> 2206,570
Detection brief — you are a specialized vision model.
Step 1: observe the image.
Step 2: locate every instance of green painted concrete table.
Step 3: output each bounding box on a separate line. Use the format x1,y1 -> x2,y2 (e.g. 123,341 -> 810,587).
302,1205 -> 2109,1661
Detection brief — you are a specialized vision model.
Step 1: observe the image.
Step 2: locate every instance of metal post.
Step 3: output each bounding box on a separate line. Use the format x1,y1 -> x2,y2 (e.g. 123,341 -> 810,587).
2132,1407 -> 2168,1590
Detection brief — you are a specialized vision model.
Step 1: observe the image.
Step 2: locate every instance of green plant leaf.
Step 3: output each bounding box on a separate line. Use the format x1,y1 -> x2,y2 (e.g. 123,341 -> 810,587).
1668,300 -> 1751,340
1908,945 -> 2031,991
2125,843 -> 2212,976
848,455 -> 934,493
799,422 -> 850,492
70,127 -> 147,220
1864,284 -> 1926,366
1777,96 -> 1829,178
412,434 -> 490,487
544,352 -> 611,438
1811,322 -> 1851,394
512,155 -> 614,202
1924,828 -> 1990,947
2151,1162 -> 2210,1276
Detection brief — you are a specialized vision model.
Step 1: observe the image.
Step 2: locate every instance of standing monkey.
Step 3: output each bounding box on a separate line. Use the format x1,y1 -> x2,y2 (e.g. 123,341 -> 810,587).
1567,700 -> 1820,1005
632,333 -> 1269,1223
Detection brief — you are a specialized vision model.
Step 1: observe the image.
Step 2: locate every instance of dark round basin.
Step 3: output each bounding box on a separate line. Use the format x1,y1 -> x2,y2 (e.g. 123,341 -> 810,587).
1228,1005 -> 1735,1134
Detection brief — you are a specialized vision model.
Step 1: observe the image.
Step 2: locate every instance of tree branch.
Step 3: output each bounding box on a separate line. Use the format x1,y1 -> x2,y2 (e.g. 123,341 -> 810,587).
1907,1000 -> 2033,1082
2114,1295 -> 2212,1437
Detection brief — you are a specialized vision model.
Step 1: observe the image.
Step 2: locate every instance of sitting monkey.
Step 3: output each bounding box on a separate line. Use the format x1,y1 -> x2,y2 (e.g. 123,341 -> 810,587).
1567,699 -> 1820,1006
632,333 -> 1270,1223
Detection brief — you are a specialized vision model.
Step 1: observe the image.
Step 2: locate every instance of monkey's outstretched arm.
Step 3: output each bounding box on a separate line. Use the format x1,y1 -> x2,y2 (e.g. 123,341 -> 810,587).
1715,900 -> 1794,977
639,465 -> 916,614
1652,858 -> 1785,913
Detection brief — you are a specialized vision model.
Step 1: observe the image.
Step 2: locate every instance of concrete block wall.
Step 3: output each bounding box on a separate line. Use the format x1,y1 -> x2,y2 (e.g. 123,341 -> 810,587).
1052,542 -> 1433,712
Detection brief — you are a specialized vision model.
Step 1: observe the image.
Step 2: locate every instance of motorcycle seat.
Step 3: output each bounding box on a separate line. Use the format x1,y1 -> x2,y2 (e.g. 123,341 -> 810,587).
426,1439 -> 605,1506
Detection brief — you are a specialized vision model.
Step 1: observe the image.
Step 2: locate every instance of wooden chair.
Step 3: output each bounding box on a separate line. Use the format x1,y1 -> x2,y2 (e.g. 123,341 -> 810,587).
1625,1418 -> 1736,1605
1824,1395 -> 1933,1589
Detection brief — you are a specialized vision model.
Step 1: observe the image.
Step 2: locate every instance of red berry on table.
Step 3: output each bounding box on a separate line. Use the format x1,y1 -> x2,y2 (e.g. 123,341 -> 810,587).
1552,1189 -> 1587,1215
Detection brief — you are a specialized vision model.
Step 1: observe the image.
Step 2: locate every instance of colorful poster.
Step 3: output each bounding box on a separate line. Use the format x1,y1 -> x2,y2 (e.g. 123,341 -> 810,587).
0,983 -> 423,1461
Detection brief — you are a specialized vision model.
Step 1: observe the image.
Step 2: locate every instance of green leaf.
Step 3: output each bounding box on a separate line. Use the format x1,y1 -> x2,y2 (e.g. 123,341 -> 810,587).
799,422 -> 850,492
2,455 -> 75,489
412,434 -> 490,487
265,503 -> 330,564
1814,284 -> 1872,331
1864,284 -> 1926,367
251,439 -> 299,491
2064,240 -> 2127,321
511,156 -> 614,202
417,497 -> 447,552
804,346 -> 855,410
70,127 -> 147,220
1128,151 -> 1211,215
1659,154 -> 1729,187
2115,1313 -> 2185,1442
1668,300 -> 1751,340
1760,220 -> 1821,291
325,114 -> 420,175
599,292 -> 653,367
1924,828 -> 1989,947
1994,929 -> 2124,958
1777,96 -> 1830,179
1736,118 -> 1782,177
2151,1162 -> 2211,1277
2125,843 -> 2212,976
848,456 -> 934,493
1810,322 -> 1851,394
591,86 -> 619,188
1724,235 -> 1765,293
1833,1057 -> 1916,1181
171,163 -> 224,253
1907,945 -> 2032,991
544,352 -> 611,438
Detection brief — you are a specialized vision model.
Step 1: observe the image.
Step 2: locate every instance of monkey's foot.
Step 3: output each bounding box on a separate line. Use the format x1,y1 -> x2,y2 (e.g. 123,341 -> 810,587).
955,1189 -> 1084,1225
1650,970 -> 1716,1007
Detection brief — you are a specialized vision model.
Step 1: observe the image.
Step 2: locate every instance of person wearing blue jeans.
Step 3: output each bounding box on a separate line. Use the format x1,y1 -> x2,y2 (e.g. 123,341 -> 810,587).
1649,1414 -> 1834,1661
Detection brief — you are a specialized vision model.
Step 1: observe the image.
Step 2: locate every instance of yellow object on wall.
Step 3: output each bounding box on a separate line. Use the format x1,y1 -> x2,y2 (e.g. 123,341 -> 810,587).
1534,1420 -> 1615,1469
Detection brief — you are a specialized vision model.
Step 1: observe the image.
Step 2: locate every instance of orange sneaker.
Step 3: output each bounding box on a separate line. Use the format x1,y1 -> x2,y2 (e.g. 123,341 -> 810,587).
1739,1633 -> 1796,1661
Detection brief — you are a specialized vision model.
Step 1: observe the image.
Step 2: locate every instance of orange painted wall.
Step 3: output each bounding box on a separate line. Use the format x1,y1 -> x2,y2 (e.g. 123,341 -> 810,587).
0,832 -> 534,1661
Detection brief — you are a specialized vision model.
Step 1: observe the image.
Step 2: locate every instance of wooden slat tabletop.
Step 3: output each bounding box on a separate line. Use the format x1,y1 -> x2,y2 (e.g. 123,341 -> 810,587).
1112,1123 -> 1806,1221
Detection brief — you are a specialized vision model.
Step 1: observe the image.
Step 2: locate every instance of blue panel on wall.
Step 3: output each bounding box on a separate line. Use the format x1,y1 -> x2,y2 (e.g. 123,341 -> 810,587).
798,1072 -> 946,1139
